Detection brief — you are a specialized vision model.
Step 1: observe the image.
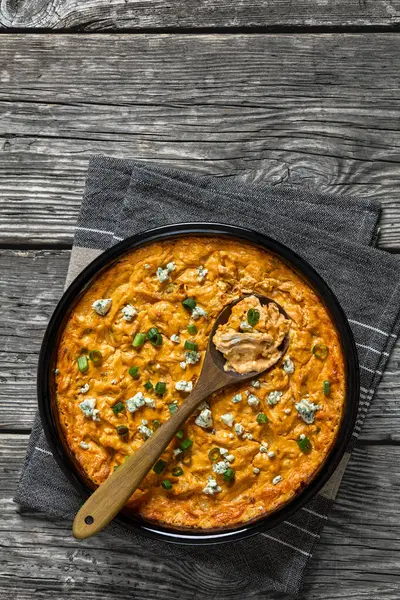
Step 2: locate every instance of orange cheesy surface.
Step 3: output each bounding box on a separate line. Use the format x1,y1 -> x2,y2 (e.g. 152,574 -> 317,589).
56,236 -> 345,529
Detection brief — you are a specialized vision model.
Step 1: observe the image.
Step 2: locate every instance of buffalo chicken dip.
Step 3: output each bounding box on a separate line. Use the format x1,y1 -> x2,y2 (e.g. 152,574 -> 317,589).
56,236 -> 345,528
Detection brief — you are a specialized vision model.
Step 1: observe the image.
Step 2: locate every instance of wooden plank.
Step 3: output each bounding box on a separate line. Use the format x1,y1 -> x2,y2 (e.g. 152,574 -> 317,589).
1,0 -> 400,31
1,34 -> 400,247
2,434 -> 400,599
0,248 -> 399,438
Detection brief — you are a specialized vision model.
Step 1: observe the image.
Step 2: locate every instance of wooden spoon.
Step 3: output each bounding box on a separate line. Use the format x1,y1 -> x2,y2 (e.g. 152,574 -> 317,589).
72,295 -> 290,539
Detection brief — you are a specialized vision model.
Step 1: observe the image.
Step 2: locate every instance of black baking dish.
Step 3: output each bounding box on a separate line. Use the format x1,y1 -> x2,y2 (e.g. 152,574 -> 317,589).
38,223 -> 360,545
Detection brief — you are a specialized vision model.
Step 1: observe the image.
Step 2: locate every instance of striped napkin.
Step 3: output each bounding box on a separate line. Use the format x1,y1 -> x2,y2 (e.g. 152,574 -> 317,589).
15,156 -> 400,596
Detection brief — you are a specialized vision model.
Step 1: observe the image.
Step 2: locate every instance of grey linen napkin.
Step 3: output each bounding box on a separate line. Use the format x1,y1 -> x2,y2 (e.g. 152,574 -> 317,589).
15,156 -> 400,597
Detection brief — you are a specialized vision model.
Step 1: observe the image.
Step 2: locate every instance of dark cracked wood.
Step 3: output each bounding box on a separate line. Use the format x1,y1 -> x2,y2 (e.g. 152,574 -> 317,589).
1,35 -> 400,247
1,0 -> 400,31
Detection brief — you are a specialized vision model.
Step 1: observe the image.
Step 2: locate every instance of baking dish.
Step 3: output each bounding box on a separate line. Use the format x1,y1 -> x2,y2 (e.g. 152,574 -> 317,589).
38,223 -> 359,544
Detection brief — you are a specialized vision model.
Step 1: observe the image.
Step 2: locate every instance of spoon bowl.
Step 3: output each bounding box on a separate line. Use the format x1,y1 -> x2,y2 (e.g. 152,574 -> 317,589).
72,294 -> 290,540
208,294 -> 290,381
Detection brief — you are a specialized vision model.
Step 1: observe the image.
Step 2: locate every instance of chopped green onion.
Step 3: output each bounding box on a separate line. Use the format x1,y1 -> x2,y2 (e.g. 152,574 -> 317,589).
116,425 -> 129,437
168,403 -> 178,414
144,380 -> 154,391
187,324 -> 197,334
297,436 -> 313,454
112,402 -> 125,415
172,466 -> 184,477
133,333 -> 146,348
180,438 -> 193,451
77,355 -> 89,373
182,297 -> 196,311
161,479 -> 172,490
155,381 -> 166,396
208,447 -> 221,462
256,413 -> 268,425
147,327 -> 163,346
184,340 -> 198,352
247,308 -> 260,327
312,343 -> 329,360
152,419 -> 161,432
323,380 -> 331,396
175,429 -> 184,440
76,356 -> 89,373
153,459 -> 167,475
128,366 -> 140,379
113,465 -> 119,471
89,350 -> 103,366
223,468 -> 235,482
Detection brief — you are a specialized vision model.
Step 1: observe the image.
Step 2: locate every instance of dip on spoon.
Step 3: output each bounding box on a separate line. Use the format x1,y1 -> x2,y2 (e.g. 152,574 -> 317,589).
73,294 -> 291,540
213,295 -> 291,375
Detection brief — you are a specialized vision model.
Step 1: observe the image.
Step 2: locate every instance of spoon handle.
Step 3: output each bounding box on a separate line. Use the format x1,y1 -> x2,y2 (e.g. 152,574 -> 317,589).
72,360 -> 226,540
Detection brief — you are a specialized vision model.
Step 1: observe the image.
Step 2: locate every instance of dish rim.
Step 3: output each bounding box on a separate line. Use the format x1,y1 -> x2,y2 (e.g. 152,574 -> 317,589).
38,222 -> 360,545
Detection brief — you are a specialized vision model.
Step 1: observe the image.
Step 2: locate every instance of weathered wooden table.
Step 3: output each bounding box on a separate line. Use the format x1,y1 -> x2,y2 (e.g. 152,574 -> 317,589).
1,2 -> 400,598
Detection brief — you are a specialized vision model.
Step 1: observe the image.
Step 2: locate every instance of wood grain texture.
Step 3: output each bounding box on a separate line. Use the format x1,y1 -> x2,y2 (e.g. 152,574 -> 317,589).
1,248 -> 399,439
2,434 -> 400,599
1,34 -> 400,247
1,0 -> 400,31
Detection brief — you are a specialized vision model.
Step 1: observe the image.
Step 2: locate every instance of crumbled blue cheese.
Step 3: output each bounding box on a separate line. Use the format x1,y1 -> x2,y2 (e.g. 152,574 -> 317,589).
79,441 -> 90,450
247,393 -> 260,407
212,460 -> 230,474
299,433 -> 306,440
126,392 -> 146,412
240,321 -> 253,332
295,398 -> 322,424
272,475 -> 282,485
219,447 -> 229,456
79,398 -> 100,421
170,334 -> 180,343
92,298 -> 112,316
253,467 -> 260,475
54,368 -> 60,375
111,379 -> 118,385
232,393 -> 242,404
197,265 -> 208,282
191,305 -> 208,320
283,356 -> 295,374
138,422 -> 152,440
243,433 -> 253,440
195,408 -> 213,429
156,261 -> 176,283
284,408 -> 291,415
221,413 -> 235,427
234,423 -> 244,437
144,263 -> 150,269
185,351 -> 201,365
173,448 -> 183,457
225,454 -> 235,463
268,451 -> 275,458
268,390 -> 283,406
251,380 -> 261,388
122,304 -> 137,321
180,361 -> 187,370
175,380 -> 193,393
229,433 -> 234,439
202,476 -> 222,496
144,397 -> 156,408
79,383 -> 90,394
259,445 -> 268,453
